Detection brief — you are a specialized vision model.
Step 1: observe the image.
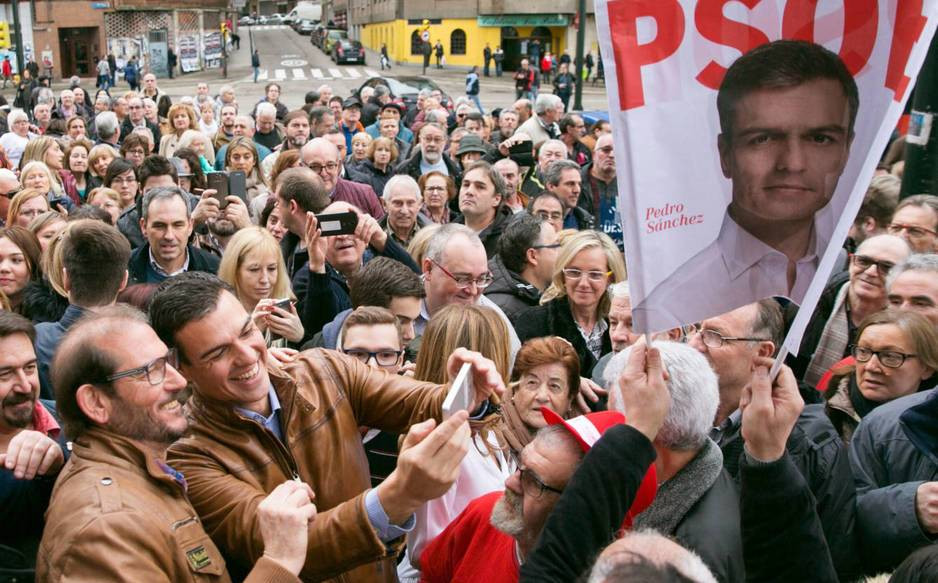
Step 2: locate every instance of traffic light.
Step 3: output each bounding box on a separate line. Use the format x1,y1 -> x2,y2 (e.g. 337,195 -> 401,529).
0,22 -> 11,50
220,21 -> 228,38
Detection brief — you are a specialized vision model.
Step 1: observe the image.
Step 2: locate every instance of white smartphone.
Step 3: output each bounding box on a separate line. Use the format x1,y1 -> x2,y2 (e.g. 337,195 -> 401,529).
442,362 -> 474,419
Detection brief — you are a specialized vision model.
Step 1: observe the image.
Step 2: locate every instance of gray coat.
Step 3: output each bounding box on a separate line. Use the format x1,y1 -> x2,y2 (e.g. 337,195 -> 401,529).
850,388 -> 938,573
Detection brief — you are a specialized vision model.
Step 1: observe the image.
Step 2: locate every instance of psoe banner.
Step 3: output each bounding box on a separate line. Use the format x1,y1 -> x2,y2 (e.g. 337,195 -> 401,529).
597,0 -> 938,356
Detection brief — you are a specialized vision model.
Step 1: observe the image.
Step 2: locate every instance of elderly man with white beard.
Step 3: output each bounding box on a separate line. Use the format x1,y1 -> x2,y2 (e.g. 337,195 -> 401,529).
395,122 -> 462,185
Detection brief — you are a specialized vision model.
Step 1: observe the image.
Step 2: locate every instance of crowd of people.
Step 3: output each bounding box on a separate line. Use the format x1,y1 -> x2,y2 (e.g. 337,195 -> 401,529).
0,38 -> 936,583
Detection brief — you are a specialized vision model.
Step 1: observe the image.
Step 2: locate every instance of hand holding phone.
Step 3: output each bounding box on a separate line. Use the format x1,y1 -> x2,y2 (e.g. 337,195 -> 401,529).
442,363 -> 475,419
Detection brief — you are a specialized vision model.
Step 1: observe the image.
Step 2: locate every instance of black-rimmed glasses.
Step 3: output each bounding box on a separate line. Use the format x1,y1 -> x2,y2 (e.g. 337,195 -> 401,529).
105,351 -> 178,386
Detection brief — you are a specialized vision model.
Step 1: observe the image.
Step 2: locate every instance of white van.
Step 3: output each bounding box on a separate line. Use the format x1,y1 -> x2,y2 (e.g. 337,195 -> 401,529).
287,2 -> 322,24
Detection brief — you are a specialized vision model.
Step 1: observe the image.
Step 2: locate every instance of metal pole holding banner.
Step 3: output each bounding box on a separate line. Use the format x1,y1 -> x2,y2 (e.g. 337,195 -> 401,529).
10,0 -> 24,75
573,0 -> 586,111
901,33 -> 938,198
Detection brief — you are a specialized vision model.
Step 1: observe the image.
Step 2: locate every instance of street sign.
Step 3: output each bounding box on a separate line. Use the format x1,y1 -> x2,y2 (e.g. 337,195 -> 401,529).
233,0 -> 246,8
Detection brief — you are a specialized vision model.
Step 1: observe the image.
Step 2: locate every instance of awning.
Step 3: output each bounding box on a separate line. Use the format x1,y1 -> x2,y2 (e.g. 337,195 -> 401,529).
477,14 -> 570,27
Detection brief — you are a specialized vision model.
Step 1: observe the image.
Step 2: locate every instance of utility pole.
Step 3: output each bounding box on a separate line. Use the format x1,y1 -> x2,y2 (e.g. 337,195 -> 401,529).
11,0 -> 24,74
901,33 -> 938,198
572,0 -> 586,111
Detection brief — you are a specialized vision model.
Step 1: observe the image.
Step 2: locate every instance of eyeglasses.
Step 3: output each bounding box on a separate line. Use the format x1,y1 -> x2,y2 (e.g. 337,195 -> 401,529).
562,268 -> 611,282
342,348 -> 404,368
424,186 -> 447,192
519,467 -> 563,499
852,254 -> 896,276
430,258 -> 494,290
888,223 -> 938,240
695,329 -> 769,349
531,242 -> 561,250
105,351 -> 178,386
1,187 -> 20,199
302,161 -> 339,174
852,345 -> 917,368
534,210 -> 563,221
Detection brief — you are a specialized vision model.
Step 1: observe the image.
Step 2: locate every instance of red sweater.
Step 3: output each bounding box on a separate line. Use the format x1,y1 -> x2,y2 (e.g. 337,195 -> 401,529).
420,492 -> 519,583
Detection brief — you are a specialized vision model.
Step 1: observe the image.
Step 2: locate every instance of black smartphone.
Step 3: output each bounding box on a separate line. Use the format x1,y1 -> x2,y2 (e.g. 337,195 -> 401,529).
272,298 -> 292,311
206,172 -> 229,208
228,170 -> 246,203
316,211 -> 358,236
508,141 -> 535,167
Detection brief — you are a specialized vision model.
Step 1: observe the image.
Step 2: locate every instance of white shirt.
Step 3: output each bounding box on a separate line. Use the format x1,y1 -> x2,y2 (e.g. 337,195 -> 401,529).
635,209 -> 831,332
0,132 -> 32,169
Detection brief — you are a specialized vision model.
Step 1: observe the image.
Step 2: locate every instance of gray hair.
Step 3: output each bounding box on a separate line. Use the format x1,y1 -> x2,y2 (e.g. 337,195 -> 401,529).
417,88 -> 432,98
425,223 -> 482,265
373,85 -> 390,98
499,109 -> 519,121
887,253 -> 938,292
605,341 -> 718,451
95,111 -> 119,141
534,93 -> 563,115
543,158 -> 581,187
141,186 -> 191,222
7,109 -> 28,126
607,280 -> 631,300
256,102 -> 277,120
588,529 -> 717,583
382,174 -> 421,202
35,88 -> 54,106
895,194 -> 938,226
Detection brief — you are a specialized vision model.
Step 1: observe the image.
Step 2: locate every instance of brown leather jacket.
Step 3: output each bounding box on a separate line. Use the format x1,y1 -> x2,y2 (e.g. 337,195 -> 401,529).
37,427 -> 298,582
167,349 -> 447,582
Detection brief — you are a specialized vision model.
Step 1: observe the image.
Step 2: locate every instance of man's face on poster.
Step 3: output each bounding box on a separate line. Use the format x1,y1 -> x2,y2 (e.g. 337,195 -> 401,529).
718,78 -> 853,228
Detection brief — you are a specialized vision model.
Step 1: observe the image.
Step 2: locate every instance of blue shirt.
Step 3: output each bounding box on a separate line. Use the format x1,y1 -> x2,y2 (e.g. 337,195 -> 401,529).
35,304 -> 87,399
236,385 -> 414,542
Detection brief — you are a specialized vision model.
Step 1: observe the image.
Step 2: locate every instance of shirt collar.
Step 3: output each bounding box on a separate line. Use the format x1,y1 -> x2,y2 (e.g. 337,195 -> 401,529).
716,210 -> 826,280
32,400 -> 61,439
148,245 -> 190,277
234,384 -> 282,425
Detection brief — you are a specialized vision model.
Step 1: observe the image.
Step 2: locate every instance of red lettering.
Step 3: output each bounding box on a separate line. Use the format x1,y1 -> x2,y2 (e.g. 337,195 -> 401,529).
782,0 -> 877,75
695,0 -> 770,89
886,0 -> 927,102
608,0 -> 685,110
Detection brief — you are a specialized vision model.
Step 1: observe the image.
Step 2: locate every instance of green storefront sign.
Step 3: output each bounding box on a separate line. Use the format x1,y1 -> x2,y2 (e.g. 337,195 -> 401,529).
477,14 -> 570,27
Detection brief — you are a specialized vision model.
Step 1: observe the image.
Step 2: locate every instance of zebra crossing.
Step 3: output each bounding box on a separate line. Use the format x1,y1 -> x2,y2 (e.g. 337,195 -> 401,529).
248,66 -> 381,82
248,25 -> 291,31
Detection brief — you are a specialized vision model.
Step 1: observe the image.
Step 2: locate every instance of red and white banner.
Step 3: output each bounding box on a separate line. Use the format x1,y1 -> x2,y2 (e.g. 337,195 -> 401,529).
596,0 -> 938,354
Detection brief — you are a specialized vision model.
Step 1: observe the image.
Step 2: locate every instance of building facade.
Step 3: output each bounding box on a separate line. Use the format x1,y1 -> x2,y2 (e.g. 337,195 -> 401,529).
349,0 -> 599,71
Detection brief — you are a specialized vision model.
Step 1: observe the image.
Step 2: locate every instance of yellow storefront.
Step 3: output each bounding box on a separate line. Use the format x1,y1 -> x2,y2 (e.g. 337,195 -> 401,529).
362,14 -> 570,71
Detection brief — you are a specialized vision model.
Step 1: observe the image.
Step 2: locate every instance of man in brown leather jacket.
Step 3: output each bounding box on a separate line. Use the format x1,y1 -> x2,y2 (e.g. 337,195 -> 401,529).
37,305 -> 318,582
151,273 -> 503,582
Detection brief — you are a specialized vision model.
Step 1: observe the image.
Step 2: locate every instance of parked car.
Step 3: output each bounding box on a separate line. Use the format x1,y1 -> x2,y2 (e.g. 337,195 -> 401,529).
296,19 -> 317,35
333,38 -> 365,65
267,14 -> 284,25
322,29 -> 347,54
238,15 -> 255,26
354,76 -> 452,111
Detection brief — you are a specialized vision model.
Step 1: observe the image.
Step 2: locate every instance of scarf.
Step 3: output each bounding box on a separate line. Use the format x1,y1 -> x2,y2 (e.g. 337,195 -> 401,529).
470,382 -> 535,470
634,439 -> 724,535
848,374 -> 881,419
804,283 -> 850,387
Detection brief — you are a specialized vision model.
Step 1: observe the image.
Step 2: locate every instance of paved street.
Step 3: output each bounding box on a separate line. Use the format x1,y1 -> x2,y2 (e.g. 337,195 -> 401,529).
29,24 -> 612,114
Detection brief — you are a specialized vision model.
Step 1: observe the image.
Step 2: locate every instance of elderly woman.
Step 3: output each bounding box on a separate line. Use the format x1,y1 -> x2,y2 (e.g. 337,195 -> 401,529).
87,187 -> 122,224
158,103 -> 198,157
21,137 -> 79,206
0,226 -> 42,314
417,171 -> 455,224
346,131 -> 372,173
515,230 -> 627,378
217,226 -> 303,346
7,188 -> 50,228
176,129 -> 215,173
826,309 -> 938,443
0,109 -> 36,168
64,138 -> 96,200
66,116 -> 87,141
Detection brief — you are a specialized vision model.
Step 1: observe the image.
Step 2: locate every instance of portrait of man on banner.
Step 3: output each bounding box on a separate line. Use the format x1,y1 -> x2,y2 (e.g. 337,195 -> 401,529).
637,40 -> 858,328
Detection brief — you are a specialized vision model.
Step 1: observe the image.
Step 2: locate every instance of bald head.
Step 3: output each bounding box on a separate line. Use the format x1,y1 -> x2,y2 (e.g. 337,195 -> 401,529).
301,138 -> 342,191
588,530 -> 717,583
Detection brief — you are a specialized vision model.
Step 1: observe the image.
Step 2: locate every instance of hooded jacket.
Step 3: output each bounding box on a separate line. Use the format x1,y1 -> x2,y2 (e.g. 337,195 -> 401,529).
484,255 -> 541,324
454,205 -> 516,258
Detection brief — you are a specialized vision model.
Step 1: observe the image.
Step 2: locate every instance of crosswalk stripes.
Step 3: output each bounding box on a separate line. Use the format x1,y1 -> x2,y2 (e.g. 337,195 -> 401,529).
249,25 -> 290,31
246,67 -> 380,82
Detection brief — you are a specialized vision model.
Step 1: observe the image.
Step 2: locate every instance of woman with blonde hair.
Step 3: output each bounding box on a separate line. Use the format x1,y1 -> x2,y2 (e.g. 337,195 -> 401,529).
346,131 -> 373,173
355,136 -> 398,198
825,309 -> 938,443
158,103 -> 199,157
225,136 -> 269,205
217,226 -> 304,347
515,229 -> 626,377
7,188 -> 50,228
87,144 -> 116,183
86,187 -> 122,224
406,223 -> 441,266
26,211 -> 67,253
20,137 -> 79,206
400,303 -> 516,583
176,129 -> 215,173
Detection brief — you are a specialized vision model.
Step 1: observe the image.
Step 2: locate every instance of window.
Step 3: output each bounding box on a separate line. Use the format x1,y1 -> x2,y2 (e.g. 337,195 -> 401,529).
450,29 -> 466,55
411,30 -> 423,55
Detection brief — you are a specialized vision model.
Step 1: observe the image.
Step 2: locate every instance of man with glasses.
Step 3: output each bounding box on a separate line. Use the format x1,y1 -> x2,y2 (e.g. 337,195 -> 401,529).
888,195 -> 938,253
578,133 -> 622,250
0,169 -> 19,226
690,300 -> 861,580
40,305 -> 316,582
486,213 -> 558,323
529,191 -> 565,233
120,96 -> 161,147
339,306 -> 408,486
790,234 -> 909,385
300,138 -> 384,219
416,223 -> 521,355
396,122 -> 462,187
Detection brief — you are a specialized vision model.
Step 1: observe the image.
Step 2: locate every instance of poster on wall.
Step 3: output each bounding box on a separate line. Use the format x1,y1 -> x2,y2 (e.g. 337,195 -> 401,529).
203,32 -> 222,69
594,0 -> 938,358
179,35 -> 201,73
